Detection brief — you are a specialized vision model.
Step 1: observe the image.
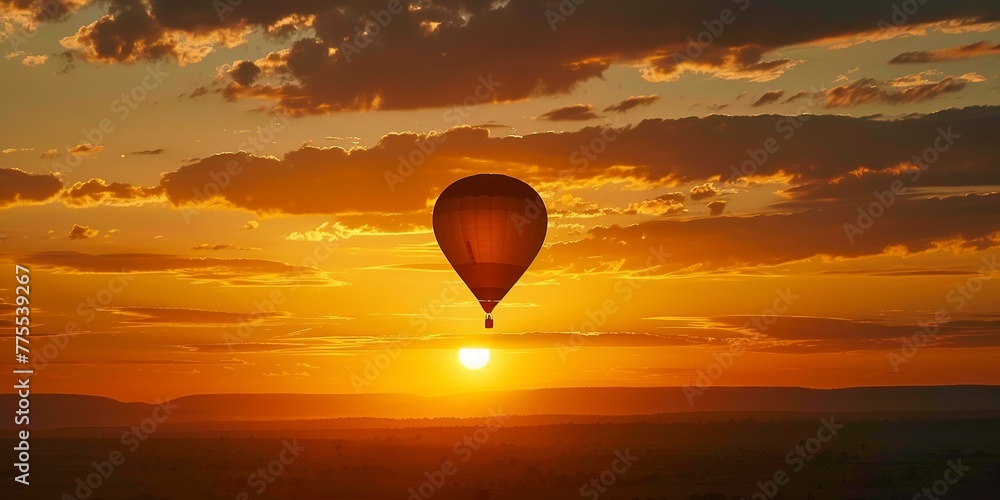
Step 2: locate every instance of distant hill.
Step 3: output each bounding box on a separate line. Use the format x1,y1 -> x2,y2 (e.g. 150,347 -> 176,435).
2,385 -> 998,430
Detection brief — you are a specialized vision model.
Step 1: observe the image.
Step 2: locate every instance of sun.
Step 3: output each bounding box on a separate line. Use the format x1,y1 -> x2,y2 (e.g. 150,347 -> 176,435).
458,348 -> 490,370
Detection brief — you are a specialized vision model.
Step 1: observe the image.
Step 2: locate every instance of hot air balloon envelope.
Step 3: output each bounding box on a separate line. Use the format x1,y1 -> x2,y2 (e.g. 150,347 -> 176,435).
432,174 -> 547,328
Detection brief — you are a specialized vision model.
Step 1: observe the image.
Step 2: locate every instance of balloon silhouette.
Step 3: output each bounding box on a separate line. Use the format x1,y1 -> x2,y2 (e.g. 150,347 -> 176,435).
432,174 -> 547,328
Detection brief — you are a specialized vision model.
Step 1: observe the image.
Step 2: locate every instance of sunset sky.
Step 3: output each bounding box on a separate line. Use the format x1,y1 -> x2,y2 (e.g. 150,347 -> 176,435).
1,0 -> 999,402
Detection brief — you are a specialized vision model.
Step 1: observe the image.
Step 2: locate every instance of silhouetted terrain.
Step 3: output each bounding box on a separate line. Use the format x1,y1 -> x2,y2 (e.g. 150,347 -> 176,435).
3,414 -> 998,499
3,385 -> 999,430
2,387 -> 998,499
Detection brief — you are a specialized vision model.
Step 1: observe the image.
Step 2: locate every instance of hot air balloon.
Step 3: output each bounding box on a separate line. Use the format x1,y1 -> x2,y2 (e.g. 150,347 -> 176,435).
432,174 -> 547,328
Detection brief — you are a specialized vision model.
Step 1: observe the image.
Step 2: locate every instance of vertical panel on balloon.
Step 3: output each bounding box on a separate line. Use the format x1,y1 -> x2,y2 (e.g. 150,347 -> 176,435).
491,195 -> 508,271
461,195 -> 479,269
502,197 -> 520,266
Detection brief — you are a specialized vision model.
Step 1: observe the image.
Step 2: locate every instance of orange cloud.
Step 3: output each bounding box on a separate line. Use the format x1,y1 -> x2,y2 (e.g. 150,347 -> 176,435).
62,179 -> 164,207
689,183 -> 723,201
21,54 -> 47,66
68,224 -> 98,240
644,45 -> 800,83
192,244 -> 258,251
68,142 -> 104,156
625,193 -> 686,216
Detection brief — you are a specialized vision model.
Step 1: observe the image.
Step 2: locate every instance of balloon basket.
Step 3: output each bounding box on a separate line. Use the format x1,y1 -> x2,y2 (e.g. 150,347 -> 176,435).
485,314 -> 493,329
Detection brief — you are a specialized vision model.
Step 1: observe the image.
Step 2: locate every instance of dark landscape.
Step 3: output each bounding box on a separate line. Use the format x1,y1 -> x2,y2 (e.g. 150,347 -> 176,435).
3,386 -> 998,499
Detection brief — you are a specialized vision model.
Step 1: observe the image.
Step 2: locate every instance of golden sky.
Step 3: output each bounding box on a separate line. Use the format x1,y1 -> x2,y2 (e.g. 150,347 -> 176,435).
1,0 -> 999,402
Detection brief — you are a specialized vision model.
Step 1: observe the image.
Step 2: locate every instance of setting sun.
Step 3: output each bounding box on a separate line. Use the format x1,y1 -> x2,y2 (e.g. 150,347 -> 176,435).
2,1 -> 1000,497
458,348 -> 491,370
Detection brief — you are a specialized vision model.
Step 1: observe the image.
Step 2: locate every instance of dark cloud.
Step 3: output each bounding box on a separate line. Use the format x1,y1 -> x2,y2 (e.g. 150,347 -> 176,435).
187,85 -> 211,98
545,193 -> 1000,274
150,106 -> 999,220
229,60 -> 261,86
128,148 -> 166,155
36,0 -> 1000,112
175,314 -> 1000,353
60,0 -> 172,63
603,95 -> 659,113
536,104 -> 600,121
890,41 -> 1000,63
707,199 -> 727,216
783,90 -> 810,103
8,251 -> 341,286
59,0 -> 250,64
0,168 -> 62,208
823,73 -> 983,108
471,122 -> 512,130
752,90 -> 785,107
